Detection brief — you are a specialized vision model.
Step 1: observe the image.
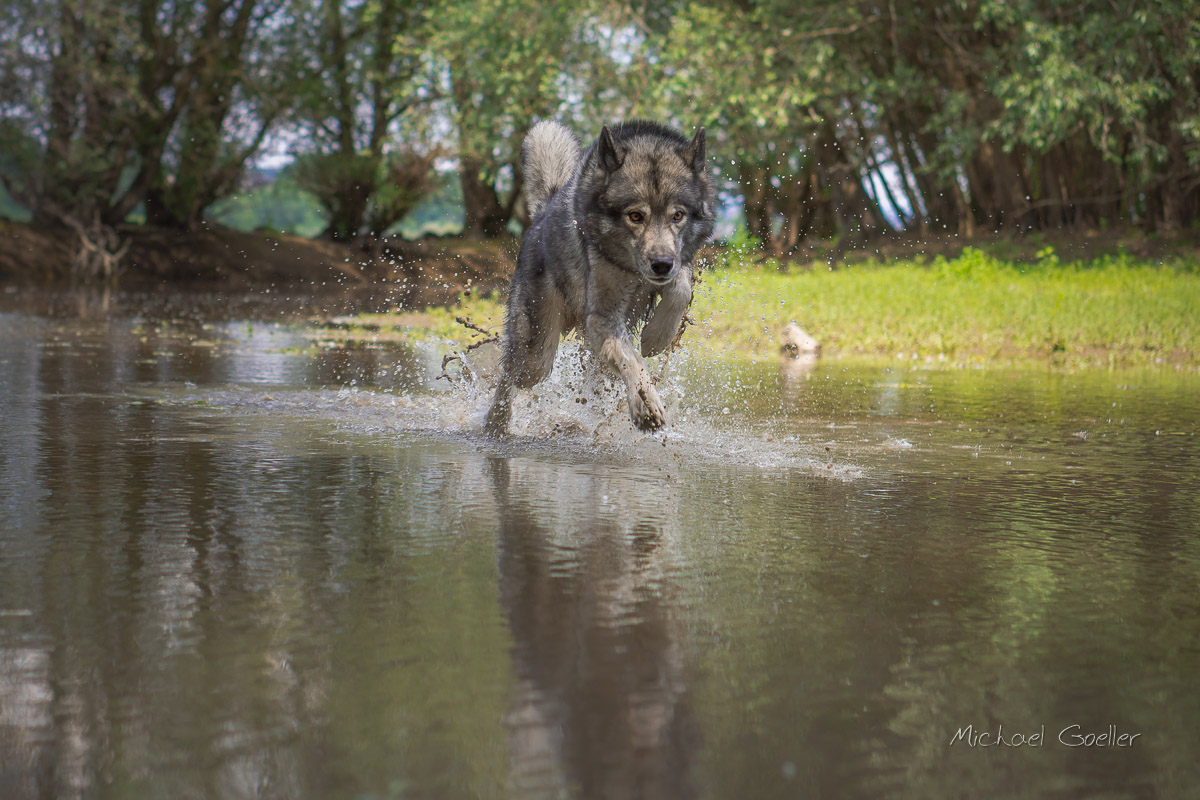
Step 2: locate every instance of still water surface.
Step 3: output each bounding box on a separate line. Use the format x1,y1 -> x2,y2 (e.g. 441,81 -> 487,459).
1,290 -> 1198,799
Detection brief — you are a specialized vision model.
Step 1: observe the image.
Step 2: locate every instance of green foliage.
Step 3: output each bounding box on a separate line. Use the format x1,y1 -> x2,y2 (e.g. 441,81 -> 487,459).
345,248 -> 1200,366
0,122 -> 42,218
982,0 -> 1197,171
0,182 -> 31,223
710,227 -> 767,270
693,250 -> 1200,364
279,0 -> 438,239
2,0 -> 1198,252
430,0 -> 597,236
206,177 -> 329,238
0,122 -> 36,221
372,153 -> 438,235
289,149 -> 434,239
395,173 -> 465,238
656,0 -> 1200,239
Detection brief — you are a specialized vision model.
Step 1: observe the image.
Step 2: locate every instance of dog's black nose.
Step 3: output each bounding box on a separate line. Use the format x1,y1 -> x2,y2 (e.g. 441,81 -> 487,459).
650,259 -> 674,277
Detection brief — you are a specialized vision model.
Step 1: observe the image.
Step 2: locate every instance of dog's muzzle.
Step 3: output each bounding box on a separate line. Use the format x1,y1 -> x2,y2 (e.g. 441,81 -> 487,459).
649,259 -> 675,283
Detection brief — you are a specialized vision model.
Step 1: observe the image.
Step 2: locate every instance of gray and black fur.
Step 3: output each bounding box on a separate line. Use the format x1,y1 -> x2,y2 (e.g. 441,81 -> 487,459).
485,119 -> 716,434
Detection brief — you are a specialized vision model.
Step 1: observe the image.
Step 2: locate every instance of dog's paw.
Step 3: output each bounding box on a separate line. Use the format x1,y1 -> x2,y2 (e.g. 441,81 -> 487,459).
484,400 -> 512,437
629,384 -> 667,431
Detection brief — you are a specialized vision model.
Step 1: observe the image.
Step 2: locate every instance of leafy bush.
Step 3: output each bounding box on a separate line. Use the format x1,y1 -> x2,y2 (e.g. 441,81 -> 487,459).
290,150 -> 435,240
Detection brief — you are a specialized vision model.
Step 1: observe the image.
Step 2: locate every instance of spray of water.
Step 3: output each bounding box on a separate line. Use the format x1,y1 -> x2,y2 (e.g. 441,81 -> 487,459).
166,337 -> 861,478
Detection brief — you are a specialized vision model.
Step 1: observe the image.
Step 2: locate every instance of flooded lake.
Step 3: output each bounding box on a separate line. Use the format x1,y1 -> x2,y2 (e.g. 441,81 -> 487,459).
1,289 -> 1198,799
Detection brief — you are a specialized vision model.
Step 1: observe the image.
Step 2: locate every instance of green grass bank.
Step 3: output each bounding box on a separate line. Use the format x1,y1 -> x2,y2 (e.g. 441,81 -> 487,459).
333,246 -> 1200,368
695,246 -> 1200,366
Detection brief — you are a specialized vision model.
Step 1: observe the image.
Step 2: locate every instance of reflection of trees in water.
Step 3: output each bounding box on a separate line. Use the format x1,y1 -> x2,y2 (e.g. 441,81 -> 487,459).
488,457 -> 701,799
306,339 -> 424,392
0,319 -> 406,797
0,310 -> 524,797
6,313 -> 1200,798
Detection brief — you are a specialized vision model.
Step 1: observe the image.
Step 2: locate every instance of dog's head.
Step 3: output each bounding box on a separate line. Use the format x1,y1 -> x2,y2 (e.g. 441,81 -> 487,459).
580,121 -> 716,285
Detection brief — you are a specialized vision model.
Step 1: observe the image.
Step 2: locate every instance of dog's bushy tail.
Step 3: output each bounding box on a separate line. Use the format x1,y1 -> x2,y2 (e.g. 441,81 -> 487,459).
522,120 -> 580,218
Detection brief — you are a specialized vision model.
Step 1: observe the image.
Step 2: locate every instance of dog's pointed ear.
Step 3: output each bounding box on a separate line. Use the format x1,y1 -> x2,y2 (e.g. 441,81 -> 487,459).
681,127 -> 707,173
598,125 -> 623,173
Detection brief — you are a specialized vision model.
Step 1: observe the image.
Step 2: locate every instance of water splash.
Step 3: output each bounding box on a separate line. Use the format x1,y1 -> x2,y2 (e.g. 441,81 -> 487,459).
162,339 -> 861,479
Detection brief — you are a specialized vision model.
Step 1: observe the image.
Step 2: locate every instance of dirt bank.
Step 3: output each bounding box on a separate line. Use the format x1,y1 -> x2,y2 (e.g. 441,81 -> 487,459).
0,222 -> 518,299
5,220 -> 1197,299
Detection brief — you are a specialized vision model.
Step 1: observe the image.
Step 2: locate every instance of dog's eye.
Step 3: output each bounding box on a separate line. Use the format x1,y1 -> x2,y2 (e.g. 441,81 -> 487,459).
672,210 -> 686,222
627,211 -> 644,224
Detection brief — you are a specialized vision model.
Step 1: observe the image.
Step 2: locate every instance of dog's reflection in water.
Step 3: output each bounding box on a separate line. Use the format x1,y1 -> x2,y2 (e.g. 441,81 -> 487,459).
488,457 -> 700,799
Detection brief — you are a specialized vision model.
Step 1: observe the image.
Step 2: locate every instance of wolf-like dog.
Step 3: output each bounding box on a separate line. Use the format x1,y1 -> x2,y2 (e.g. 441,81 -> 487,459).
484,119 -> 716,434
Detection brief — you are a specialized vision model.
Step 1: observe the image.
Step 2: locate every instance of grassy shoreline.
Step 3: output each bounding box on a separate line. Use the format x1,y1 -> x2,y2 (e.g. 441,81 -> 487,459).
323,247 -> 1200,369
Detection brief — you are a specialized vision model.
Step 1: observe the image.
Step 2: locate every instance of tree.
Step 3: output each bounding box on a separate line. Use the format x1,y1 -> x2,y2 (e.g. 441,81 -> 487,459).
659,1 -> 894,253
3,0 -> 1198,263
434,0 -> 589,238
284,0 -> 436,240
1,0 -> 145,226
0,0 -> 293,233
290,149 -> 434,239
143,0 -> 293,228
659,0 -> 1200,246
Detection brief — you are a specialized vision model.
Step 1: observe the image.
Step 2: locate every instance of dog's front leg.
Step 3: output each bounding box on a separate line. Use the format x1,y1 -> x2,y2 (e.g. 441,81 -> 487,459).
588,317 -> 666,431
484,376 -> 515,435
641,269 -> 693,357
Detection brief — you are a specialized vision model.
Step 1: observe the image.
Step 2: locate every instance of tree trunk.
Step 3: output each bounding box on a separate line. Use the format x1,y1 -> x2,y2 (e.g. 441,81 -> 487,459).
1145,129 -> 1198,233
776,169 -> 813,253
884,121 -> 925,233
460,157 -> 510,239
814,121 -> 880,241
143,185 -> 183,228
158,0 -> 260,228
966,140 -> 1031,231
738,162 -> 773,246
910,131 -> 961,232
